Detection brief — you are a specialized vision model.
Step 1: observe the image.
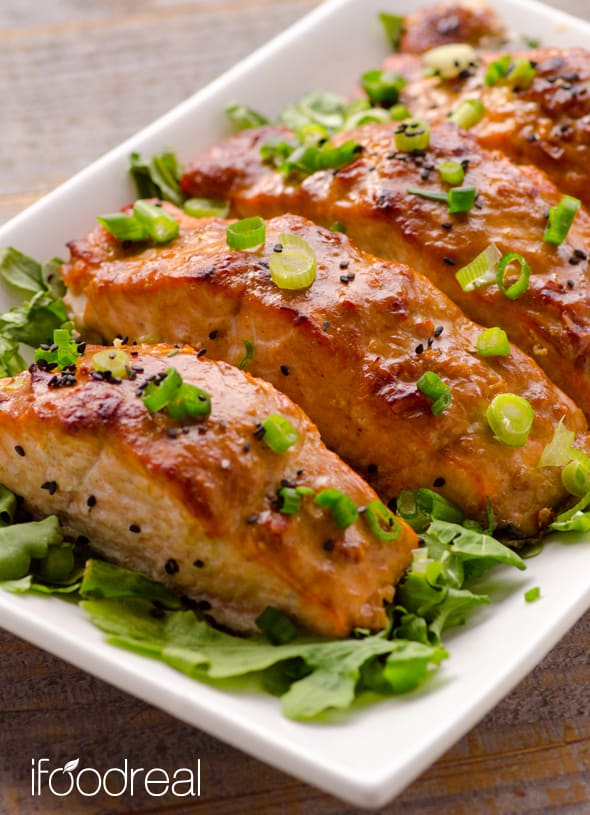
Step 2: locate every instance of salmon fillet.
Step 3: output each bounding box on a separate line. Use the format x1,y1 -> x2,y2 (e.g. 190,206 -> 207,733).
0,343 -> 416,637
397,2 -> 506,54
61,210 -> 587,539
179,122 -> 590,418
384,48 -> 590,208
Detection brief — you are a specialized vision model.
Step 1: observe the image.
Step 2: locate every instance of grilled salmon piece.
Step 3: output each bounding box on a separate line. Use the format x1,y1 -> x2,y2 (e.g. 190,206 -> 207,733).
0,344 -> 416,637
61,210 -> 586,539
397,2 -> 505,53
384,47 -> 590,208
180,122 -> 590,418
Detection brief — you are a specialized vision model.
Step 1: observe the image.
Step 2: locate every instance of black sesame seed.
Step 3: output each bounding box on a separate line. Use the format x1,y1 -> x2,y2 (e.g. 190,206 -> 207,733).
567,279 -> 575,289
242,441 -> 251,453
415,343 -> 424,354
167,427 -> 181,438
443,256 -> 456,266
574,249 -> 587,260
87,495 -> 97,508
208,329 -> 218,340
14,445 -> 25,457
280,365 -> 290,376
273,243 -> 283,253
247,514 -> 259,525
129,524 -> 141,533
253,423 -> 266,440
193,559 -> 205,568
441,222 -> 452,230
323,539 -> 335,552
322,321 -> 331,331
526,133 -> 538,143
339,260 -> 350,270
339,275 -> 351,284
569,257 -> 581,265
433,477 -> 446,487
165,558 -> 179,575
434,325 -> 444,337
197,347 -> 207,357
41,481 -> 58,495
367,463 -> 378,475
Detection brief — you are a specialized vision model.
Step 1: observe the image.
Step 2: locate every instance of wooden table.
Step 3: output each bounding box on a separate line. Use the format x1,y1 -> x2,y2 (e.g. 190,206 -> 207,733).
1,1 -> 589,812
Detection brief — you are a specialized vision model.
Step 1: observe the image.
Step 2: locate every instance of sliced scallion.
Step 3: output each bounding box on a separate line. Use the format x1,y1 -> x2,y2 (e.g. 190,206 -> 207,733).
133,200 -> 180,244
543,195 -> 581,245
269,232 -> 316,290
407,188 -> 449,204
379,11 -> 404,52
92,349 -> 130,379
364,500 -> 401,541
238,339 -> 254,370
507,58 -> 536,90
314,488 -> 359,529
438,160 -> 464,186
417,371 -> 452,415
141,367 -> 211,421
496,252 -> 531,300
279,487 -> 301,515
261,414 -> 299,453
476,326 -> 510,357
97,213 -> 149,243
561,456 -> 590,497
183,198 -> 230,219
142,368 -> 183,413
34,328 -> 81,370
537,418 -> 576,468
394,119 -> 430,151
455,244 -> 502,292
390,103 -> 411,121
448,186 -> 477,213
361,69 -> 406,107
487,393 -> 534,447
484,55 -> 512,86
226,216 -> 266,251
449,98 -> 485,129
422,43 -> 478,79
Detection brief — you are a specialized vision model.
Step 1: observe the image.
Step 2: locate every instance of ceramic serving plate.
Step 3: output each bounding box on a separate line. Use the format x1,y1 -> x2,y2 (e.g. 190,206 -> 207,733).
1,0 -> 590,808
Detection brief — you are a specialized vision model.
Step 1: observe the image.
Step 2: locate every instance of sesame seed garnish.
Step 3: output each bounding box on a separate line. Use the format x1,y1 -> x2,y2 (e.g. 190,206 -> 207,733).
443,256 -> 456,266
166,427 -> 181,438
247,514 -> 259,525
253,423 -> 266,440
367,463 -> 378,475
568,257 -> 581,265
14,445 -> 25,457
41,481 -> 58,495
242,441 -> 251,453
574,249 -> 587,260
323,539 -> 335,552
567,279 -> 575,289
434,325 -> 444,337
433,477 -> 446,487
280,365 -> 290,376
339,274 -> 351,284
87,495 -> 97,508
441,222 -> 452,230
197,347 -> 207,357
165,558 -> 179,575
129,524 -> 141,533
208,329 -> 218,340
415,343 -> 424,354
339,260 -> 350,270
193,559 -> 205,568
273,243 -> 283,253
322,321 -> 331,331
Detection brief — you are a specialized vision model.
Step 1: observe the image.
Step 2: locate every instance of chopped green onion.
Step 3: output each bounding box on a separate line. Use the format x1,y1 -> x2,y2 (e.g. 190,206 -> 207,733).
538,418 -> 576,468
133,200 -> 179,244
361,69 -> 406,107
484,55 -> 512,86
496,252 -> 531,300
283,139 -> 360,175
314,488 -> 359,529
456,243 -> 502,292
394,119 -> 430,151
561,455 -> 590,497
364,500 -> 401,541
343,106 -> 392,130
261,414 -> 299,453
129,151 -> 184,207
417,371 -> 452,415
487,393 -> 534,447
422,43 -> 478,79
34,328 -> 81,370
296,122 -> 330,146
269,232 -> 317,291
97,213 -> 149,242
507,58 -> 536,90
448,186 -> 477,213
281,90 -> 346,132
438,160 -> 465,186
524,586 -> 541,603
390,103 -> 411,121
225,101 -> 269,131
183,198 -> 230,219
407,188 -> 449,204
379,11 -> 404,52
476,327 -> 510,357
92,348 -> 130,379
279,487 -> 301,515
238,339 -> 254,370
543,195 -> 581,245
449,98 -> 485,129
296,485 -> 314,496
226,216 -> 266,250
141,367 -> 211,421
329,222 -> 347,233
255,606 -> 297,644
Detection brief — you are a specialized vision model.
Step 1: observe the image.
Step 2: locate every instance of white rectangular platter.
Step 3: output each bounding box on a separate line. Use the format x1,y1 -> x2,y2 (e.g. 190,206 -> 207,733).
1,0 -> 590,808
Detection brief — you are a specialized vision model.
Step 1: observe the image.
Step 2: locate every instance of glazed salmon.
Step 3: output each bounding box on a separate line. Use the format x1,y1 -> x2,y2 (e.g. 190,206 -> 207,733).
61,210 -> 587,539
180,122 -> 590,418
384,47 -> 590,208
397,1 -> 505,54
0,343 -> 416,637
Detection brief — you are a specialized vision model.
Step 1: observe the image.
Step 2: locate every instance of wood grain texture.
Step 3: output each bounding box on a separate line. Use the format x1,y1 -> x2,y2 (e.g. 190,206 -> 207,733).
1,1 -> 590,813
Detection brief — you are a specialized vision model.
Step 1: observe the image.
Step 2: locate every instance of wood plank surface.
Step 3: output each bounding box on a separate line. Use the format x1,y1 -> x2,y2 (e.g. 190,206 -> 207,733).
1,1 -> 590,813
